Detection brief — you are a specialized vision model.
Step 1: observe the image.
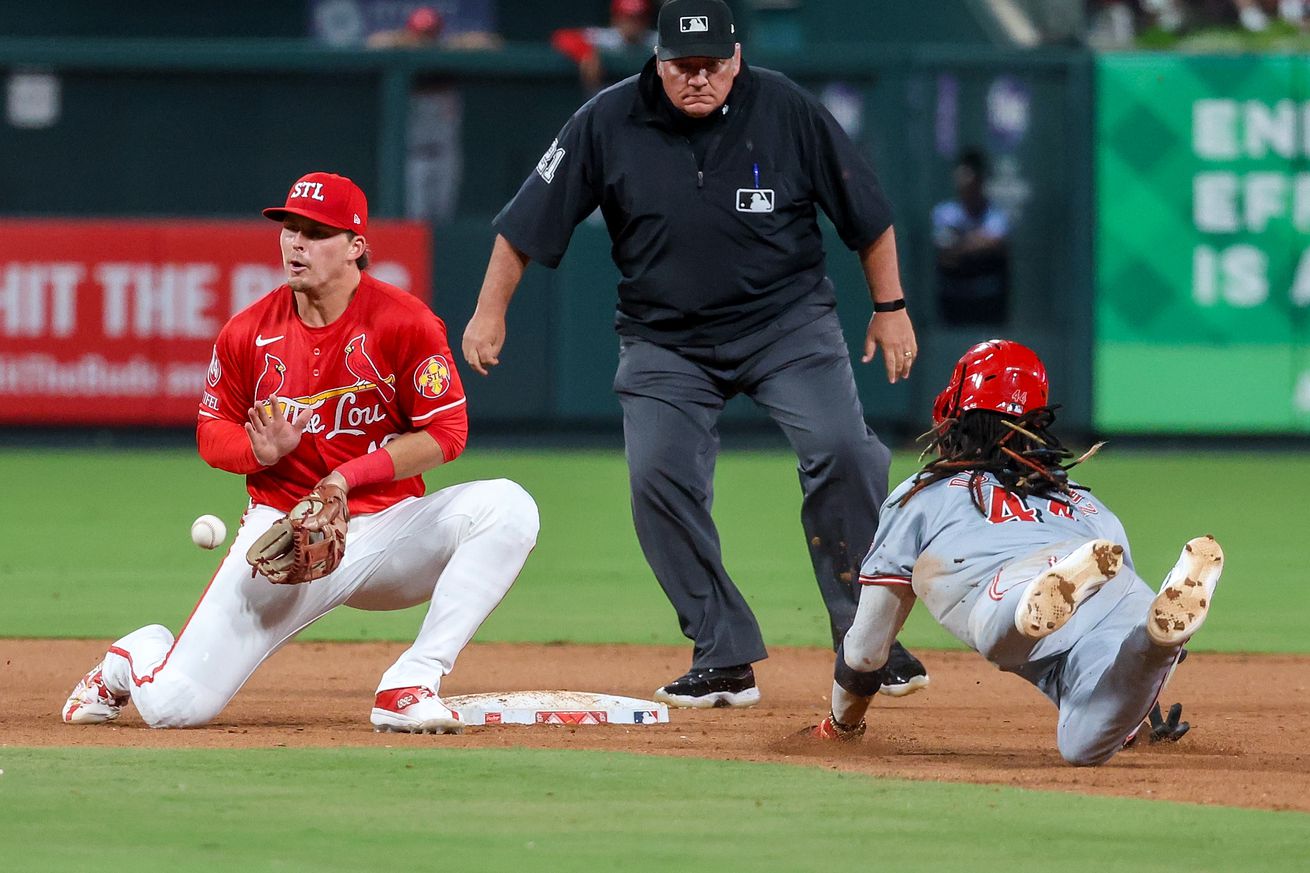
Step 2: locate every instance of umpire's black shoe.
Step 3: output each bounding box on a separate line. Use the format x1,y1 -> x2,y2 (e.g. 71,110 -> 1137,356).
877,641 -> 930,698
654,664 -> 761,709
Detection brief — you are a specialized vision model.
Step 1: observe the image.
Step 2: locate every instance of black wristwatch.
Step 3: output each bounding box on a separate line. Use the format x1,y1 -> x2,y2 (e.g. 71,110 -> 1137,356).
873,298 -> 906,313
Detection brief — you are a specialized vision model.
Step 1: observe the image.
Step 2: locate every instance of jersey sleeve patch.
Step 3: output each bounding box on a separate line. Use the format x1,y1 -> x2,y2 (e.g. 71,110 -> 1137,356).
414,354 -> 452,400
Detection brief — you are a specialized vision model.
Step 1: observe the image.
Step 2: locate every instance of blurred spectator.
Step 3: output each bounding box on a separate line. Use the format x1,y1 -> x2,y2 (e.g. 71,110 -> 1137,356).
932,150 -> 1010,328
312,0 -> 500,47
1087,0 -> 1308,45
365,3 -> 502,49
551,0 -> 657,95
366,6 -> 502,223
1086,0 -> 1142,48
1230,0 -> 1306,30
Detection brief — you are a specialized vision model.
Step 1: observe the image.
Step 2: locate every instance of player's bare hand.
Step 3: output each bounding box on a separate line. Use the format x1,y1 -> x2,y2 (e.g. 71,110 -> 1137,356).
462,311 -> 507,376
863,309 -> 917,384
245,393 -> 310,466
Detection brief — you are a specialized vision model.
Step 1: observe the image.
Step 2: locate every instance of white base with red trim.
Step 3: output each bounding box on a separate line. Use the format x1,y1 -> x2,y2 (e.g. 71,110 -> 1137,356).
442,691 -> 669,727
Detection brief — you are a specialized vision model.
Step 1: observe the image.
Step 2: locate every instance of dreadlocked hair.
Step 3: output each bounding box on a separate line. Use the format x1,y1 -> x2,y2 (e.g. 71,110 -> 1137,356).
899,406 -> 1104,516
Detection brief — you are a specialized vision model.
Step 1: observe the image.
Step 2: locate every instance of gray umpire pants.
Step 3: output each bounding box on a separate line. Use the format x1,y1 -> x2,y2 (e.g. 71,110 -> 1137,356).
613,303 -> 891,669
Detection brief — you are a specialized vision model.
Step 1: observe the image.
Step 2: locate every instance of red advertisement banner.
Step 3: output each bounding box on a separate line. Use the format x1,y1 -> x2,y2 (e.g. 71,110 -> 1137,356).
0,219 -> 431,425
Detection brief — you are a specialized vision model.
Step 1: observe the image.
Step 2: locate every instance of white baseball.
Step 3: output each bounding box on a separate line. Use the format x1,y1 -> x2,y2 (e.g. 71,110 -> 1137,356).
190,514 -> 227,550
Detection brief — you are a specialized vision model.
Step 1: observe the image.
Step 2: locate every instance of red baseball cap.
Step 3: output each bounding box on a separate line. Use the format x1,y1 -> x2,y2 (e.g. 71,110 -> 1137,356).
263,172 -> 368,234
612,0 -> 650,17
407,6 -> 443,37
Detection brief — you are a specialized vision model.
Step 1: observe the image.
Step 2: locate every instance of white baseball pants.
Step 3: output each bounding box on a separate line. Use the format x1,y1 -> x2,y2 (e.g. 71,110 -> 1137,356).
100,478 -> 539,728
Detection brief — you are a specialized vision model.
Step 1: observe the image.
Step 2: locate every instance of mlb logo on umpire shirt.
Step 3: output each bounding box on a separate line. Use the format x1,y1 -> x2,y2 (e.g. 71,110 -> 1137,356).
680,16 -> 709,32
736,189 -> 775,213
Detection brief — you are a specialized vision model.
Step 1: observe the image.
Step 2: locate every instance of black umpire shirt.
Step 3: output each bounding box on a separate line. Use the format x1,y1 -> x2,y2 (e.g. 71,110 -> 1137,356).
494,57 -> 894,347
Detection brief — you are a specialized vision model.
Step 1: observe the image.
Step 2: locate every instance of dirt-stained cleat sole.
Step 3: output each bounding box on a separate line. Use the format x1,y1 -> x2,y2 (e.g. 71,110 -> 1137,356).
1148,536 -> 1224,647
1015,540 -> 1124,639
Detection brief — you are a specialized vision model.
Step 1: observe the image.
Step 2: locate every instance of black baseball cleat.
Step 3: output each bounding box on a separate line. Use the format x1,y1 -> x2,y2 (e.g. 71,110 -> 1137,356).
877,640 -> 930,697
654,664 -> 761,708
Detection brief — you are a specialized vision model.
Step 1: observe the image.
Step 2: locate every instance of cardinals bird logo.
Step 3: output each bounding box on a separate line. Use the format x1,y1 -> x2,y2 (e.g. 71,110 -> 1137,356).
206,346 -> 222,388
253,353 -> 286,404
414,354 -> 451,400
343,333 -> 396,402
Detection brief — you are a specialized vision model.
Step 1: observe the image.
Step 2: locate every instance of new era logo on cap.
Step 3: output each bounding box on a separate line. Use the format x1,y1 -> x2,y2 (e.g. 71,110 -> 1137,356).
680,16 -> 708,32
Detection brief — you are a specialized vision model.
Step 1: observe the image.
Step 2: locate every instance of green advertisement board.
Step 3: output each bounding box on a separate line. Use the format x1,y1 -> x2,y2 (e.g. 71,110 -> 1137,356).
1095,55 -> 1310,433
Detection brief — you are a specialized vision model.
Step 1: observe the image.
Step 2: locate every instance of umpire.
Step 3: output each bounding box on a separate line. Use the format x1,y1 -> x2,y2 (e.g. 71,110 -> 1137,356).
463,0 -> 924,707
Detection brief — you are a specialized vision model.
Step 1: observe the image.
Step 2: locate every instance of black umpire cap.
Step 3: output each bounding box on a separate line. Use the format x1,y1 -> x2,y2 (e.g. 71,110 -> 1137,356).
656,0 -> 736,60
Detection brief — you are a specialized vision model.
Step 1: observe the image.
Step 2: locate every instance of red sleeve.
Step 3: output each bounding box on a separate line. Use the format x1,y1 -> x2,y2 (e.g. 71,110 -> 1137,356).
196,323 -> 263,474
197,418 -> 263,474
551,28 -> 596,64
423,407 -> 468,463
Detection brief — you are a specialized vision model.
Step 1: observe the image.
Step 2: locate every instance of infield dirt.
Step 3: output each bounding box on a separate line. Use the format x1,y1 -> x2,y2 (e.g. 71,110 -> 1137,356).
4,639 -> 1306,812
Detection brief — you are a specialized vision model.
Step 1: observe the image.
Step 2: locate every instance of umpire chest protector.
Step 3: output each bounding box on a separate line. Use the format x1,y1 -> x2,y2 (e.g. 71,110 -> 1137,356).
495,58 -> 893,347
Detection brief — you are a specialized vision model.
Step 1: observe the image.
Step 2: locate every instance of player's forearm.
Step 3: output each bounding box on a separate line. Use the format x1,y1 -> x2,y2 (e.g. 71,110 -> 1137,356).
859,226 -> 906,306
382,429 -> 449,479
322,427 -> 457,493
196,419 -> 263,474
473,234 -> 530,317
844,583 -> 916,672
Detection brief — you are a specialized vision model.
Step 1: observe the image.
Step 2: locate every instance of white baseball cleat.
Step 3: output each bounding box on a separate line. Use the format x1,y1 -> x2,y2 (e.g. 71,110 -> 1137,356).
371,686 -> 464,734
62,660 -> 128,725
1147,535 -> 1224,647
1015,539 -> 1124,639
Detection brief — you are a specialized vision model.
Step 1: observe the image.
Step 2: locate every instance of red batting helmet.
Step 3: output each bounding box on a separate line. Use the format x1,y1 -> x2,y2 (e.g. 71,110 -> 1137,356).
932,340 -> 1048,425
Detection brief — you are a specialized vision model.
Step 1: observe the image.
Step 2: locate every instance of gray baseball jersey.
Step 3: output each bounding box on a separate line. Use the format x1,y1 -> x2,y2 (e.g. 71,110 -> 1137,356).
859,472 -> 1134,649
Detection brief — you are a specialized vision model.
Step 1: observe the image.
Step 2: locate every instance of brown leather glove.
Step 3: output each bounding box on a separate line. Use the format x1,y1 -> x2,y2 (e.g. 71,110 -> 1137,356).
246,483 -> 350,585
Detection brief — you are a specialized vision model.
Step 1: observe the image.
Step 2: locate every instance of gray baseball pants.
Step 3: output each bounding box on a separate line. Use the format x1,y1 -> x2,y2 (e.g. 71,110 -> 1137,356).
972,568 -> 1183,766
613,304 -> 891,669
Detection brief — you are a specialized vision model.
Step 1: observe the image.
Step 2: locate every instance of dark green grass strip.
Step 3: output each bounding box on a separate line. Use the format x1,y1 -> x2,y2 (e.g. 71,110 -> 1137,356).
0,746 -> 1306,873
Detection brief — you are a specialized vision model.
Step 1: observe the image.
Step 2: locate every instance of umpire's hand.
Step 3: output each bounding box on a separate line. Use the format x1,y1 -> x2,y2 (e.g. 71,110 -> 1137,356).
863,309 -> 917,384
463,310 -> 506,376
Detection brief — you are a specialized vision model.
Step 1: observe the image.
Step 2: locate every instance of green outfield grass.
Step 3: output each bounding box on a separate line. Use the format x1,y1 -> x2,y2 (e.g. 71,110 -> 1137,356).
2,446 -> 1306,652
1,746 -> 1306,872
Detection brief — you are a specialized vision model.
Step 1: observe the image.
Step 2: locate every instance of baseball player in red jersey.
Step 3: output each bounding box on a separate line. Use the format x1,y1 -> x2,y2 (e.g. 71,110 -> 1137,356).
61,172 -> 539,733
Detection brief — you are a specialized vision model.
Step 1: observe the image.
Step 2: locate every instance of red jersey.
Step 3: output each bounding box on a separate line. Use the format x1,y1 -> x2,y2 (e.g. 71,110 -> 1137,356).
197,272 -> 467,514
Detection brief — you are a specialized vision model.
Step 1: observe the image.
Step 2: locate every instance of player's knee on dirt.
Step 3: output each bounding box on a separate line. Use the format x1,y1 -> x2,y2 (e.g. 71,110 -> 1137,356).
1057,729 -> 1120,767
133,678 -> 227,729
